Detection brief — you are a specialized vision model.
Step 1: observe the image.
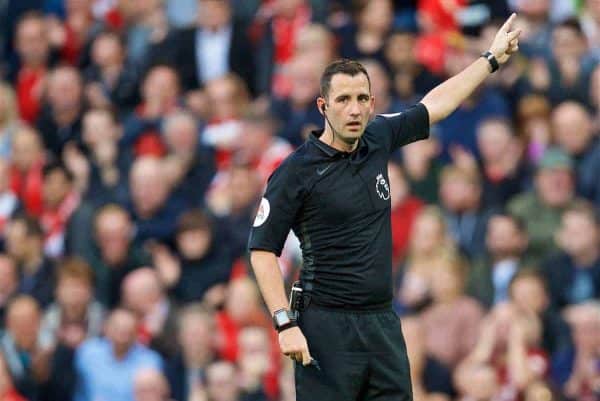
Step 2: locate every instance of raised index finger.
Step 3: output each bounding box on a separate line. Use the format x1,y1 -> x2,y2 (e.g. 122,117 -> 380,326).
501,13 -> 517,33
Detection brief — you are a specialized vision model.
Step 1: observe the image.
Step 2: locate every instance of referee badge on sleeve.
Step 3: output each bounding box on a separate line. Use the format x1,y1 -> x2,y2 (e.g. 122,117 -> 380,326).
253,198 -> 271,227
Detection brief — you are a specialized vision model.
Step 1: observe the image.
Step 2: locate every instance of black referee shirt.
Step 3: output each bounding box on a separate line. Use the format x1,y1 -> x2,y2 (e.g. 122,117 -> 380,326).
248,103 -> 430,309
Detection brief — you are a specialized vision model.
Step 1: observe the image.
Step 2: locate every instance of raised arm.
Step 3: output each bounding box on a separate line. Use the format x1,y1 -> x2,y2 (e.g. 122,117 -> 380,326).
420,13 -> 521,125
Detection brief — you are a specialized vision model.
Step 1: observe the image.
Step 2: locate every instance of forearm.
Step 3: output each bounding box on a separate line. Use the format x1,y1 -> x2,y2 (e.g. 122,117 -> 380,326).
250,250 -> 289,314
421,57 -> 491,125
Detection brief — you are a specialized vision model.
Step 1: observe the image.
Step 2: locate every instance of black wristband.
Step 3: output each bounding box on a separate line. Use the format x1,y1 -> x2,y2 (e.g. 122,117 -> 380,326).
276,320 -> 298,333
481,51 -> 499,73
272,309 -> 297,333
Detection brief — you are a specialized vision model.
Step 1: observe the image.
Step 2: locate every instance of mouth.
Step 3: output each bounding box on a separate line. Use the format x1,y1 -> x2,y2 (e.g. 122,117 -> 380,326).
346,122 -> 362,131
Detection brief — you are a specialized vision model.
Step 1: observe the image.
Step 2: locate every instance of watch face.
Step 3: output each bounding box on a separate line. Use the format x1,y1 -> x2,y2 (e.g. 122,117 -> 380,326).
275,311 -> 291,327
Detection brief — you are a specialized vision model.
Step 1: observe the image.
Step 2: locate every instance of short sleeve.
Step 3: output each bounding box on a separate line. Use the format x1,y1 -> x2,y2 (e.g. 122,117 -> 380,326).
248,158 -> 305,256
373,103 -> 430,153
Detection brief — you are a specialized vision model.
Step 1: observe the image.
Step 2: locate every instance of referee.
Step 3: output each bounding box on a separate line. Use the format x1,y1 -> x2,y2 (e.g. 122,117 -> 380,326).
248,14 -> 520,401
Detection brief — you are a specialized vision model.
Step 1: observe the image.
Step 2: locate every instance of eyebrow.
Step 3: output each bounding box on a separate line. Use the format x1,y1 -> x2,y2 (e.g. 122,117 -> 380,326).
334,93 -> 371,101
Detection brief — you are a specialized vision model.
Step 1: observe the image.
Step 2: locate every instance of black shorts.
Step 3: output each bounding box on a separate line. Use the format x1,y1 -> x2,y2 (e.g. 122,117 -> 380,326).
295,304 -> 413,401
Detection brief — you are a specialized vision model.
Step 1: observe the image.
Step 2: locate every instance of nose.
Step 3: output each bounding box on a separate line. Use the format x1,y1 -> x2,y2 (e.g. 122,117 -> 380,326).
349,100 -> 361,117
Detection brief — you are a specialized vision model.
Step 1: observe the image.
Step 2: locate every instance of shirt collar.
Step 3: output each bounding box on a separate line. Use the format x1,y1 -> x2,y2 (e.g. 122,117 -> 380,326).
308,129 -> 376,161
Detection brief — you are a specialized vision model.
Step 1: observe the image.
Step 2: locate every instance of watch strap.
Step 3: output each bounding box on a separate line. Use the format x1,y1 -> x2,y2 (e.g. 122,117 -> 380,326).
481,51 -> 499,73
272,309 -> 297,333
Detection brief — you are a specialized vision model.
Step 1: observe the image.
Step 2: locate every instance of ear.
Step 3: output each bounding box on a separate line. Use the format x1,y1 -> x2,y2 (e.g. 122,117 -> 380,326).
317,97 -> 326,115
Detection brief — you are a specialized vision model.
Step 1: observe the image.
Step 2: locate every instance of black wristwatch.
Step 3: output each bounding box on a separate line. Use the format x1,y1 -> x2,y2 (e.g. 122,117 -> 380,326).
272,309 -> 297,333
481,50 -> 499,73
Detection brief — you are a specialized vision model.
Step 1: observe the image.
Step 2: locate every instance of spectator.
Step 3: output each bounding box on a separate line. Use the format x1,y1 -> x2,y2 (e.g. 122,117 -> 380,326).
515,94 -> 552,164
236,107 -> 293,184
394,206 -> 456,315
508,147 -> 578,263
475,117 -> 529,210
36,65 -> 84,157
400,137 -> 442,204
161,111 -> 216,208
254,0 -> 314,97
74,308 -> 163,401
86,204 -> 151,307
388,160 -> 424,265
11,12 -> 52,124
336,0 -> 393,63
293,23 -> 336,69
121,267 -> 178,359
134,368 -> 172,401
201,74 -> 250,165
550,101 -> 600,209
78,108 -> 130,206
542,200 -> 600,309
5,215 -> 55,307
457,302 -> 549,401
512,0 -> 553,58
520,18 -> 594,107
40,258 -> 105,401
270,53 -> 323,147
152,209 -> 233,304
205,361 -> 241,401
208,162 -> 262,260
0,296 -> 53,401
9,125 -> 45,217
121,65 -> 180,156
553,301 -> 600,400
401,316 -> 454,401
40,161 -> 80,258
169,0 -> 256,94
0,254 -> 19,324
84,30 -> 139,112
468,213 -> 531,308
128,156 -> 186,243
360,58 -> 396,115
421,252 -> 484,368
237,326 -> 273,401
216,278 -> 272,363
40,257 -> 104,348
509,269 -> 572,358
383,28 -> 441,108
166,303 -> 217,401
439,165 -> 494,259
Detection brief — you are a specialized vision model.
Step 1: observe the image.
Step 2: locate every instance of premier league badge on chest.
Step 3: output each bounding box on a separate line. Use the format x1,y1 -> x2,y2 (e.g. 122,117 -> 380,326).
375,173 -> 390,200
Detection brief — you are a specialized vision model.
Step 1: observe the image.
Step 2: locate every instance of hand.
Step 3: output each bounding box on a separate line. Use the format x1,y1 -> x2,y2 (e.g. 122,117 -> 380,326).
279,326 -> 313,366
151,243 -> 181,287
488,13 -> 521,65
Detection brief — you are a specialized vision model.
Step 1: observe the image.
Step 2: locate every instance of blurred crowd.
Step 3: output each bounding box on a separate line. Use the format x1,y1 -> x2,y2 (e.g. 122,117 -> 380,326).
0,0 -> 599,401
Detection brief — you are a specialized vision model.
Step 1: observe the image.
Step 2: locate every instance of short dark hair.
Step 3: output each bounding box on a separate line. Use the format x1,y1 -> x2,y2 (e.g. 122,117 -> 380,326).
12,213 -> 44,239
176,209 -> 212,234
320,59 -> 371,99
555,17 -> 584,37
43,160 -> 74,182
57,257 -> 95,286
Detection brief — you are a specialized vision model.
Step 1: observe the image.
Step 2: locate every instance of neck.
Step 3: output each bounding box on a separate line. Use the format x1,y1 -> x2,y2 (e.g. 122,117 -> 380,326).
184,350 -> 212,369
23,253 -> 43,274
54,107 -> 79,126
320,126 -> 358,153
574,247 -> 600,267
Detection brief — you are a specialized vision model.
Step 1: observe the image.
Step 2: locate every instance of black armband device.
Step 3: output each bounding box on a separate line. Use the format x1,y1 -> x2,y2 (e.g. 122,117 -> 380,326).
481,51 -> 499,73
272,309 -> 297,333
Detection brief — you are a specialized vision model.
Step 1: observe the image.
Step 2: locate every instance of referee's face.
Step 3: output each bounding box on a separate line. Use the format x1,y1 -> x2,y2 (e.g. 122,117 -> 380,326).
325,73 -> 374,145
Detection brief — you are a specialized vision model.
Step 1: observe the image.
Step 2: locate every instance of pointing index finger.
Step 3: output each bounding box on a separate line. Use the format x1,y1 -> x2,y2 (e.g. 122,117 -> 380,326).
501,13 -> 517,33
